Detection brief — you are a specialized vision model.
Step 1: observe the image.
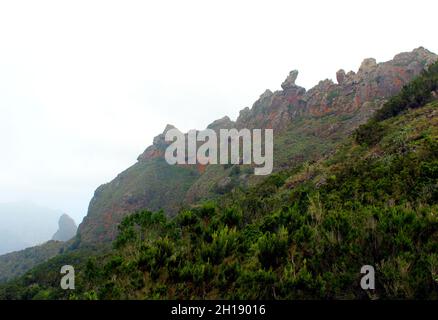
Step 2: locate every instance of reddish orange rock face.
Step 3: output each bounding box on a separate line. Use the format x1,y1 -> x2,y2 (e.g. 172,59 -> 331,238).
77,47 -> 438,244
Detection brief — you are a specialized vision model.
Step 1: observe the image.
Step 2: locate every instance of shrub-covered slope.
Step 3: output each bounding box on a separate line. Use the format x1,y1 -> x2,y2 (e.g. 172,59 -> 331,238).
80,102 -> 438,299
77,48 -> 437,244
2,87 -> 437,300
0,241 -> 65,284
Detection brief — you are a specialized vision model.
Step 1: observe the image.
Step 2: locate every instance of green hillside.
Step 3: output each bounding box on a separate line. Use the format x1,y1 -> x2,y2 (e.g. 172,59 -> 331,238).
77,48 -> 437,245
79,158 -> 201,243
0,241 -> 65,284
1,64 -> 437,299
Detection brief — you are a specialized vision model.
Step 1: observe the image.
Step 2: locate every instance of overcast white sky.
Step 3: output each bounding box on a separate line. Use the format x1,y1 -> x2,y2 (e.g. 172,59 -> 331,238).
0,0 -> 437,224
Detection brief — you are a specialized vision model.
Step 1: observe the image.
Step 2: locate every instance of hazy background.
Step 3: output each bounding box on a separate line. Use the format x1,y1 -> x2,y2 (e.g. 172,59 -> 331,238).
0,202 -> 60,254
0,0 -> 437,224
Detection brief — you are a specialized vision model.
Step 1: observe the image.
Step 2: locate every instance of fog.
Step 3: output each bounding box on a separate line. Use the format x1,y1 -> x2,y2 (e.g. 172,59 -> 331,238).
0,202 -> 62,254
0,0 -> 437,224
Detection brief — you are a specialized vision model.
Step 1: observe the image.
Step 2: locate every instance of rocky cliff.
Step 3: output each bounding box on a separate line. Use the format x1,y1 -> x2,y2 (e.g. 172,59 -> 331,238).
77,47 -> 437,244
235,47 -> 436,131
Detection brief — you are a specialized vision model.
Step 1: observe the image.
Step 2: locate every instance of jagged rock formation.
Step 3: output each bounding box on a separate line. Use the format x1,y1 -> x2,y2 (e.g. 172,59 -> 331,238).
52,214 -> 77,242
235,47 -> 437,130
281,70 -> 299,89
137,124 -> 176,161
207,116 -> 236,131
77,47 -> 437,244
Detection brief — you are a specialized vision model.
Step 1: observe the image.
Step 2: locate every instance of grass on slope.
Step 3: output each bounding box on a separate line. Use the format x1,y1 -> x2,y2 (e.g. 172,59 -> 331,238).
2,101 -> 436,300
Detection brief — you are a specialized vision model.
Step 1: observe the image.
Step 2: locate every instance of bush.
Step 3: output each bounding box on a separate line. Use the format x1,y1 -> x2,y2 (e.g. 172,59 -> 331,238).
355,120 -> 386,146
256,227 -> 289,269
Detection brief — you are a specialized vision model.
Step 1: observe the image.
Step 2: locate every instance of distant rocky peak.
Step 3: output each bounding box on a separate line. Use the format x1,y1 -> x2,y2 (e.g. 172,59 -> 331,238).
52,214 -> 77,242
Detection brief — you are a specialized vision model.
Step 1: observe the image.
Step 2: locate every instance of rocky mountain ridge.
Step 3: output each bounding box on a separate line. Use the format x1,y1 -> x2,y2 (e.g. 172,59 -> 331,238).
77,47 -> 437,244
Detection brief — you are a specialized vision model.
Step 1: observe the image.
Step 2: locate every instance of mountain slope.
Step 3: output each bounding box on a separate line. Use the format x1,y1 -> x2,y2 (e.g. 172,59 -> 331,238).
77,47 -> 437,244
0,241 -> 65,284
79,157 -> 201,243
79,102 -> 438,300
2,66 -> 437,299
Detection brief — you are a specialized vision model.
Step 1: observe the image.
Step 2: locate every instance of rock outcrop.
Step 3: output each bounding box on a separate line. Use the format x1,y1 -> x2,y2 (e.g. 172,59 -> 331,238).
234,47 -> 437,131
207,116 -> 236,131
137,124 -> 176,161
77,47 -> 438,244
281,70 -> 299,89
52,214 -> 77,242
336,69 -> 346,85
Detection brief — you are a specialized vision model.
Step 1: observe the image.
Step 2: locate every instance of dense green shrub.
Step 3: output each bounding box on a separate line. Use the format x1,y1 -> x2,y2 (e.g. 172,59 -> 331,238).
354,120 -> 386,146
256,227 -> 289,269
1,92 -> 437,300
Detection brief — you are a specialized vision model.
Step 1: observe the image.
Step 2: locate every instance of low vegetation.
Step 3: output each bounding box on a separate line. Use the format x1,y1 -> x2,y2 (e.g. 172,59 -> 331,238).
1,62 -> 437,300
